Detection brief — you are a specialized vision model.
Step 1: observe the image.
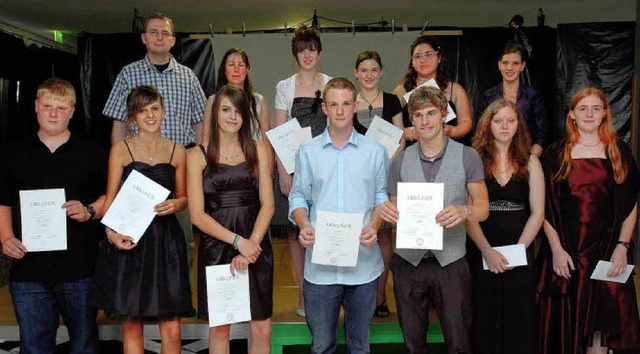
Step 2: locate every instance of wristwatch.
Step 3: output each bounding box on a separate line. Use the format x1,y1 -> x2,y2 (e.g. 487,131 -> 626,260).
85,204 -> 96,220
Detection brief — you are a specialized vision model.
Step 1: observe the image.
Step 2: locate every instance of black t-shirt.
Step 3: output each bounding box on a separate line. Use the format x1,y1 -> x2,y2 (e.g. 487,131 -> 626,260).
0,132 -> 108,281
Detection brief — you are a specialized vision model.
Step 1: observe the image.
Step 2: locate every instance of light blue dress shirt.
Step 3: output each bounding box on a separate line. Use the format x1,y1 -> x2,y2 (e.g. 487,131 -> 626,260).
289,128 -> 389,285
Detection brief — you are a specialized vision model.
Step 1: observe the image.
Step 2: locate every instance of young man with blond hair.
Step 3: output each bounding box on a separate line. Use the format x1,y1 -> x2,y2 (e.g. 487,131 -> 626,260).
0,78 -> 107,353
289,77 -> 388,353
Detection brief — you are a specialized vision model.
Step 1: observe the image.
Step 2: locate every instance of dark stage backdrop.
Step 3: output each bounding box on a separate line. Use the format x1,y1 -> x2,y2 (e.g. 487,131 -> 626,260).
0,31 -> 84,147
555,22 -> 636,142
77,33 -> 216,149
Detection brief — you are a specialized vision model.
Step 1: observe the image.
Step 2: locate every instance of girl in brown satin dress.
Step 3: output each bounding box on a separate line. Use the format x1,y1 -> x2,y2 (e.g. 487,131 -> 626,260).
187,85 -> 274,354
537,87 -> 640,354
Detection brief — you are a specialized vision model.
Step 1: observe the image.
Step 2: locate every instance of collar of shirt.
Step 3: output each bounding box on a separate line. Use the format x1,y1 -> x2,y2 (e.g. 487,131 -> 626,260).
320,127 -> 359,149
142,55 -> 175,73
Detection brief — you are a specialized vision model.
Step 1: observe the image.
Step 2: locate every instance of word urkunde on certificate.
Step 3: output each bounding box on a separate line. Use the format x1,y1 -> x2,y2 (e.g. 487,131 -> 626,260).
101,170 -> 170,243
206,265 -> 251,327
396,182 -> 444,250
265,118 -> 312,174
311,211 -> 364,267
19,188 -> 67,252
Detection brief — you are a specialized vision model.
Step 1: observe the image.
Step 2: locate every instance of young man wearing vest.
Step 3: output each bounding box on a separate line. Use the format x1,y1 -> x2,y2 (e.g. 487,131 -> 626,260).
379,86 -> 489,354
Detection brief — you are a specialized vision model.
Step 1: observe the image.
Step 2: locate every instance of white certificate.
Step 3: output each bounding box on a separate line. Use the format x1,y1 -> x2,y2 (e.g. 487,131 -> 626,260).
396,182 -> 444,250
590,260 -> 635,284
265,118 -> 312,174
206,265 -> 251,327
365,115 -> 403,158
101,170 -> 170,243
19,188 -> 67,252
403,78 -> 457,123
482,244 -> 528,270
311,211 -> 364,267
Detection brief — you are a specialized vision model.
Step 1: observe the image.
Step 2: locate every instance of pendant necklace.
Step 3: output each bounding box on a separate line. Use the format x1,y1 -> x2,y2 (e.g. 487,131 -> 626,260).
360,90 -> 381,119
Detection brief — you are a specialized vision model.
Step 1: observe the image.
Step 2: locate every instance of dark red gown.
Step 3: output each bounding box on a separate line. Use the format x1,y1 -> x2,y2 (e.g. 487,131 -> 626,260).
537,140 -> 640,354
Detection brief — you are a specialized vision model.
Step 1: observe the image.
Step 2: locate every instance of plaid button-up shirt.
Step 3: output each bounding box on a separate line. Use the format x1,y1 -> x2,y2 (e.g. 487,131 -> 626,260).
103,55 -> 206,145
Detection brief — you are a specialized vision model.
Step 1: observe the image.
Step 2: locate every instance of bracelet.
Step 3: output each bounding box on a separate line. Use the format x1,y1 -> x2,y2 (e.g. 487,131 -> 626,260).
251,233 -> 261,243
232,234 -> 241,250
463,204 -> 471,217
106,229 -> 114,244
617,240 -> 631,249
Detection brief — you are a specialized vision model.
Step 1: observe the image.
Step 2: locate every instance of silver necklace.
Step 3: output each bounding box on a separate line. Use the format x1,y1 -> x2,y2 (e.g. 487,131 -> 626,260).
359,90 -> 381,119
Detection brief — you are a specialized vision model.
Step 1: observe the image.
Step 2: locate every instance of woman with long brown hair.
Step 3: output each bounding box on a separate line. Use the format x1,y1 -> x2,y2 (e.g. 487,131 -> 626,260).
537,87 -> 640,354
188,85 -> 274,353
468,98 -> 543,353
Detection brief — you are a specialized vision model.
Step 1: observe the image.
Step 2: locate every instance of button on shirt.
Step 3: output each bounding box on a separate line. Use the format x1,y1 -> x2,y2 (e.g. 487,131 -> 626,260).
288,129 -> 389,285
102,55 -> 206,146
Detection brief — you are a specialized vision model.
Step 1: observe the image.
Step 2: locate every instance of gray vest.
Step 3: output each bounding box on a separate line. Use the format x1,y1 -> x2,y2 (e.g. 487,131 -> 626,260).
396,140 -> 468,267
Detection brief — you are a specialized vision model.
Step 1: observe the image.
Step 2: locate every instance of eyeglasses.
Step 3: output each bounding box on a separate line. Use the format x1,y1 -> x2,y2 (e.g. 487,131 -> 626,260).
146,30 -> 174,38
412,51 -> 439,61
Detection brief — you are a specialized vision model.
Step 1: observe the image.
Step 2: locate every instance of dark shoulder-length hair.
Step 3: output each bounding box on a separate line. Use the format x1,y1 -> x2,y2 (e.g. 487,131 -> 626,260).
125,85 -> 164,132
215,48 -> 260,134
556,87 -> 626,183
402,35 -> 451,92
472,98 -> 531,180
207,85 -> 258,176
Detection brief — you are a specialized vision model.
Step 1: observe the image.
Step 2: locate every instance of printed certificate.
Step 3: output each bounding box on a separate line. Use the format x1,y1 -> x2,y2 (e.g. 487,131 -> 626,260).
206,265 -> 251,327
265,118 -> 312,174
396,182 -> 444,250
101,170 -> 170,243
19,188 -> 67,252
365,115 -> 403,158
311,211 -> 364,267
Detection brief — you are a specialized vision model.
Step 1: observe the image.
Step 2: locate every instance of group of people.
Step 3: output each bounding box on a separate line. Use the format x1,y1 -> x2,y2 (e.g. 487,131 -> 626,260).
0,11 -> 638,354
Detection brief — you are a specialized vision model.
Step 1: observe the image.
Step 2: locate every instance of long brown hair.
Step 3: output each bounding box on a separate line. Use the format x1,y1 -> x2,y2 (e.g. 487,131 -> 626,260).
215,48 -> 260,134
556,87 -> 626,183
207,85 -> 258,176
472,98 -> 531,180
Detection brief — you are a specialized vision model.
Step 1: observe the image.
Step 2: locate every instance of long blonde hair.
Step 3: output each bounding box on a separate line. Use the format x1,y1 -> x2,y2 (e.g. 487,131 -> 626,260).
555,87 -> 627,183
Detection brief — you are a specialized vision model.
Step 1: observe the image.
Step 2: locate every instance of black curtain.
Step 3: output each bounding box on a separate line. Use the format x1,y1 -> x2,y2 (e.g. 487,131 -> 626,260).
77,32 -> 215,149
0,31 -> 84,148
555,22 -> 635,142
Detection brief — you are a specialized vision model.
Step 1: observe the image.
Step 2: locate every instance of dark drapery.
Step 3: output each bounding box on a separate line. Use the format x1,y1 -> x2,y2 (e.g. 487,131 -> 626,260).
0,31 -> 83,147
555,22 -> 635,142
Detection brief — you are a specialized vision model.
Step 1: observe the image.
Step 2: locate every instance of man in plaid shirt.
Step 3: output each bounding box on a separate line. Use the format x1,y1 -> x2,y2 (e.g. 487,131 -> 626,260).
103,13 -> 206,147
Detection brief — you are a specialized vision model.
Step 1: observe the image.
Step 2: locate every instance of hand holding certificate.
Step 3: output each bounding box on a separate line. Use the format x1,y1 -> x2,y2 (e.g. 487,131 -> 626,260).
311,211 -> 364,267
19,188 -> 67,252
101,170 -> 171,243
396,182 -> 444,250
403,78 -> 456,123
590,261 -> 635,283
206,264 -> 251,327
482,244 -> 527,271
265,118 -> 312,174
365,116 -> 403,158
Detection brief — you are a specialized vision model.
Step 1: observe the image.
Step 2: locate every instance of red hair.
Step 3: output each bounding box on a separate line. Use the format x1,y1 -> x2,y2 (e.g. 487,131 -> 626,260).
556,87 -> 627,183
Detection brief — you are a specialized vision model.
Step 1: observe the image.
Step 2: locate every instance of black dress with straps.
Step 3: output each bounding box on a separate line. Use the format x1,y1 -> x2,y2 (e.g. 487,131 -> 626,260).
93,141 -> 192,319
197,145 -> 274,321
